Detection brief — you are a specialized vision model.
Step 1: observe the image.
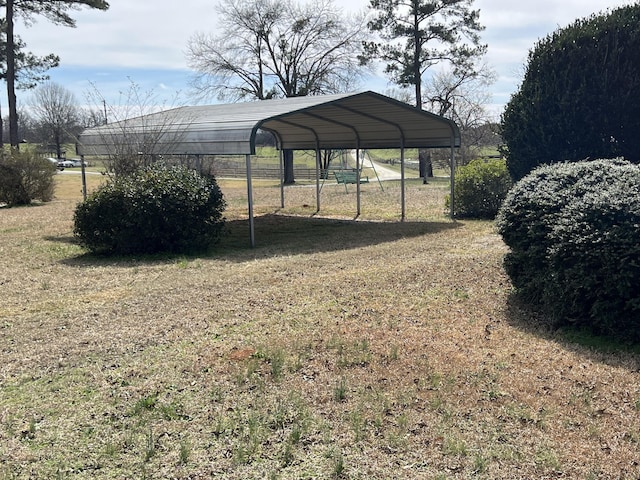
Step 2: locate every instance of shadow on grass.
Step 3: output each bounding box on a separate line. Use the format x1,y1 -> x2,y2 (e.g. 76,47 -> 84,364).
505,293 -> 640,369
218,213 -> 460,258
58,213 -> 460,267
44,234 -> 77,244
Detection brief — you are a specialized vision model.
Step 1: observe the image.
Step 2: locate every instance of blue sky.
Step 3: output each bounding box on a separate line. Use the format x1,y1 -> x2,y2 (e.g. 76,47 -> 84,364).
9,0 -> 635,119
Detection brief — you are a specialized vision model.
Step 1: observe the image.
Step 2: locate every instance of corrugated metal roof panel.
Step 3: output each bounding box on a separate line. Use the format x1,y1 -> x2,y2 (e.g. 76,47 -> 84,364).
77,91 -> 460,156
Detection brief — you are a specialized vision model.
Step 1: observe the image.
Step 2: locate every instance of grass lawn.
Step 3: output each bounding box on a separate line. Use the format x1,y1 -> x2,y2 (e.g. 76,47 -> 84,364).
1,172 -> 639,479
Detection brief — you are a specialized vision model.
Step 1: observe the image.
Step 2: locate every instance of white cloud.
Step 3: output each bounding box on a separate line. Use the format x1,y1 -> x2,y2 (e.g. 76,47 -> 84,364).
478,0 -> 633,29
18,0 -> 218,69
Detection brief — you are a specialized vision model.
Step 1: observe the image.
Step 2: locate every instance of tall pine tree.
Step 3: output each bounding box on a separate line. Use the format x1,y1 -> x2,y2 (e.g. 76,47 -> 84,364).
364,0 -> 485,109
363,0 -> 485,178
2,0 -> 109,148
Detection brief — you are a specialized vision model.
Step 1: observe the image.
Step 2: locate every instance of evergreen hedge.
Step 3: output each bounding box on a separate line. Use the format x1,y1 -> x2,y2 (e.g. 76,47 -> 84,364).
501,4 -> 640,180
448,158 -> 512,219
496,159 -> 640,341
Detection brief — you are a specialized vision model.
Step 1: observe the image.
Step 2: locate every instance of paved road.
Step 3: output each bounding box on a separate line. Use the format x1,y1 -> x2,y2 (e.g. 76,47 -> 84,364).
57,169 -> 103,175
351,150 -> 402,180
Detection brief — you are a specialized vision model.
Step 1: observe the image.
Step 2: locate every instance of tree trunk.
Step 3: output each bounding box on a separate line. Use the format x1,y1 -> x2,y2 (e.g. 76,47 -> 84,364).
283,149 -> 295,184
56,131 -> 63,159
419,149 -> 433,182
6,0 -> 20,149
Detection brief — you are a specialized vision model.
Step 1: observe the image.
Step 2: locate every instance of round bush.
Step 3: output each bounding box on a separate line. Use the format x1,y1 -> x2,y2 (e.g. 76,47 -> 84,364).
496,158 -> 640,340
448,158 -> 512,219
0,151 -> 56,206
74,164 -> 226,254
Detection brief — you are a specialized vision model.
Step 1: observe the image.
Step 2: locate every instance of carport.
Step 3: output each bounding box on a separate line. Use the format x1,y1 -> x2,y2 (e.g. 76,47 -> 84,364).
77,91 -> 460,247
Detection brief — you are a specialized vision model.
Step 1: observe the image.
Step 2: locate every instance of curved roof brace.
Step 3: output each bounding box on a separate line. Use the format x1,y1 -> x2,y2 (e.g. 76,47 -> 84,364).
299,111 -> 361,145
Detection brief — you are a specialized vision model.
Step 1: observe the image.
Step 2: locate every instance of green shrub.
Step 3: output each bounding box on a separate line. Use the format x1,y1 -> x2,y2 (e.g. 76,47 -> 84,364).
0,151 -> 56,206
73,164 -> 226,254
447,158 -> 512,219
496,158 -> 640,341
501,5 -> 640,180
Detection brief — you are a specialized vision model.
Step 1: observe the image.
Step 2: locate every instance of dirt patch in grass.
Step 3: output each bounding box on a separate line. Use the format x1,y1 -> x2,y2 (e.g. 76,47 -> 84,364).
1,178 -> 639,479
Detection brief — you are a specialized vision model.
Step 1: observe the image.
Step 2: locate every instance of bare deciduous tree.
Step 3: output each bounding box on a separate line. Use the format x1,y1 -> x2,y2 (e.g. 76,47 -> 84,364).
187,0 -> 367,101
186,0 -> 369,183
29,82 -> 81,159
82,81 -> 192,177
424,63 -> 497,166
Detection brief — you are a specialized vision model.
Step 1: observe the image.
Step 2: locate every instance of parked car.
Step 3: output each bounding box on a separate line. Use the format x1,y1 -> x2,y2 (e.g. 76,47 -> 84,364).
58,158 -> 87,168
46,157 -> 64,170
58,159 -> 73,168
71,159 -> 88,168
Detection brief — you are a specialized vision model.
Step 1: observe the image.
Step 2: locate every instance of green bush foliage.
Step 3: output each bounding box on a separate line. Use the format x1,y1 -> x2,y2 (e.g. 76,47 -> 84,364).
0,151 -> 56,206
74,164 -> 226,254
496,159 -> 640,341
447,158 -> 512,219
501,5 -> 640,180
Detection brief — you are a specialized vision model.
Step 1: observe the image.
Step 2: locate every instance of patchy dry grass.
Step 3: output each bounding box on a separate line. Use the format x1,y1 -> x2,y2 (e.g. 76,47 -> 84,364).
1,173 -> 639,479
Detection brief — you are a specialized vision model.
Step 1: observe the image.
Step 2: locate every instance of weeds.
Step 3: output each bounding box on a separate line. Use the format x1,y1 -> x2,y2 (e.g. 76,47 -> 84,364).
289,423 -> 303,444
333,377 -> 347,402
327,336 -> 372,368
281,442 -> 294,467
443,436 -> 468,456
473,453 -> 489,473
144,429 -> 156,462
22,416 -> 37,440
179,439 -> 190,465
535,446 -> 561,470
212,415 -> 226,437
267,347 -> 286,380
388,344 -> 399,360
349,409 -> 366,443
133,393 -> 158,415
328,449 -> 345,478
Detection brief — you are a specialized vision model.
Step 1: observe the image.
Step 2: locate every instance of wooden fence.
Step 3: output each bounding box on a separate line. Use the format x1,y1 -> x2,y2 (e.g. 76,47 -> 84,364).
212,166 -> 319,180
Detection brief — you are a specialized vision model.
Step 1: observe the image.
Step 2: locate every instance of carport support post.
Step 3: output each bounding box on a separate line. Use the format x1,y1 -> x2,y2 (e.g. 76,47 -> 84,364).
246,154 -> 256,247
315,147 -> 321,212
400,142 -> 406,221
450,135 -> 455,219
356,146 -> 361,217
80,154 -> 87,201
279,149 -> 285,209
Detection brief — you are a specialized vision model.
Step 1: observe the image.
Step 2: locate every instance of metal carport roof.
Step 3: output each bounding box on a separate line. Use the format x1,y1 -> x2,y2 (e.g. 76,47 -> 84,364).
77,91 -> 460,246
77,91 -> 460,156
